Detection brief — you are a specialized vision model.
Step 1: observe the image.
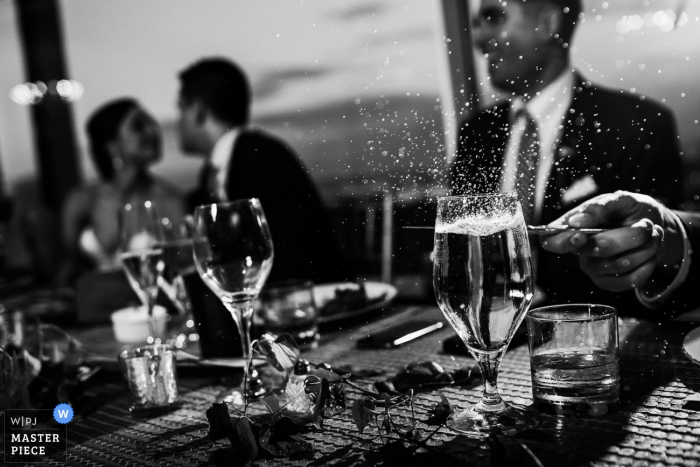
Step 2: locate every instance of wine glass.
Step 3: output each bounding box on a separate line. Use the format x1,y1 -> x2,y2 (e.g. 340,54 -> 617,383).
433,192 -> 539,437
157,216 -> 195,317
119,200 -> 165,341
192,199 -> 274,360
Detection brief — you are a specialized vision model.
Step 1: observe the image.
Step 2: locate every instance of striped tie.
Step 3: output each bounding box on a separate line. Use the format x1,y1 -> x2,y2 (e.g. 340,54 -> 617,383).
514,110 -> 540,225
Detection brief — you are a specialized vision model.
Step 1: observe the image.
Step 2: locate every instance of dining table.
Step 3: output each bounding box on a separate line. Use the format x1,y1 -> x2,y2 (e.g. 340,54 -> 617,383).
9,302 -> 700,467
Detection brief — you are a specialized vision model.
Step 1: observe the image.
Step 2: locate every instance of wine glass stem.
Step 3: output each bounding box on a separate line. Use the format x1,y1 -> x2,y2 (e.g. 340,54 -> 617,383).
146,292 -> 158,340
223,299 -> 253,360
476,352 -> 505,412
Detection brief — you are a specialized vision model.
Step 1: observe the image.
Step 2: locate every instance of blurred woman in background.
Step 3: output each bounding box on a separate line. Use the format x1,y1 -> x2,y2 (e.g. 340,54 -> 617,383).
60,98 -> 185,285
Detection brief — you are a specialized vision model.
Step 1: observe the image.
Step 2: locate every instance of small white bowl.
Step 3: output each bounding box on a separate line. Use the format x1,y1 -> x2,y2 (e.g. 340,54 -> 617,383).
110,305 -> 169,344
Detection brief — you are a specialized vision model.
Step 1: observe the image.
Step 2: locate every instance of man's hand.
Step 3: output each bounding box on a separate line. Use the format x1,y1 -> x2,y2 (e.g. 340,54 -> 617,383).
540,191 -> 684,292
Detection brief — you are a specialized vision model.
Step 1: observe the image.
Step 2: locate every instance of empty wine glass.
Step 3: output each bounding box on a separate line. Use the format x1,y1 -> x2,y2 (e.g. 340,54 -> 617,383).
192,199 -> 274,360
119,200 -> 165,341
433,193 -> 539,437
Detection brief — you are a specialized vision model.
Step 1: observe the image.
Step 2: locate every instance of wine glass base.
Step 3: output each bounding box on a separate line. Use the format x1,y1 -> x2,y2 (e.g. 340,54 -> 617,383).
447,403 -> 540,438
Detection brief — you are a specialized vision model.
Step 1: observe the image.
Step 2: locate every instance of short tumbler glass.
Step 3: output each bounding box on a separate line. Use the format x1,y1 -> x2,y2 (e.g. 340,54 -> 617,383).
526,304 -> 619,417
118,344 -> 178,411
261,280 -> 319,349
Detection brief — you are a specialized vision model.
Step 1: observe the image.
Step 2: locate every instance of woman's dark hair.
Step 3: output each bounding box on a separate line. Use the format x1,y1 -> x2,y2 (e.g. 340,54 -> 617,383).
86,98 -> 138,181
178,58 -> 250,127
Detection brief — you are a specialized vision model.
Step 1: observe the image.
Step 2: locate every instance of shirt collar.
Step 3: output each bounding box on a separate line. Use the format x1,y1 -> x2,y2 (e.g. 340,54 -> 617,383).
510,68 -> 576,126
210,128 -> 240,172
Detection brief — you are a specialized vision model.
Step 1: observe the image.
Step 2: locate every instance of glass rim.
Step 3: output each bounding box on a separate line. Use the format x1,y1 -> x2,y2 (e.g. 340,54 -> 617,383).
194,198 -> 261,214
527,303 -> 617,323
118,343 -> 175,361
437,192 -> 517,201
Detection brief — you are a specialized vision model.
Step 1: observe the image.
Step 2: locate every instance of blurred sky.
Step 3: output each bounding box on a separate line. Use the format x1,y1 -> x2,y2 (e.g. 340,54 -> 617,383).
0,0 -> 699,197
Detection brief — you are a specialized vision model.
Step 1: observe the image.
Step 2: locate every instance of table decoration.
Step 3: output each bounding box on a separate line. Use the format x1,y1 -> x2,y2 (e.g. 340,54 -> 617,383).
195,332 -> 549,466
1,323 -> 99,411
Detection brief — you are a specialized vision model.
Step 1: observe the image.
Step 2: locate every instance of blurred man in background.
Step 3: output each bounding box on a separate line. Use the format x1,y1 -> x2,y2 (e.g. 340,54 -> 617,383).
177,57 -> 347,283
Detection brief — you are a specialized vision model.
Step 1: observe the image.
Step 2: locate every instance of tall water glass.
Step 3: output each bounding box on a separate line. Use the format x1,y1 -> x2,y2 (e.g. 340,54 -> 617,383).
433,193 -> 539,437
192,199 -> 274,359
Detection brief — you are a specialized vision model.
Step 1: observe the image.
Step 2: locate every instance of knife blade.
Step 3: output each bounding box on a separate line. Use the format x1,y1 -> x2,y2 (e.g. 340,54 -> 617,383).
402,225 -> 607,235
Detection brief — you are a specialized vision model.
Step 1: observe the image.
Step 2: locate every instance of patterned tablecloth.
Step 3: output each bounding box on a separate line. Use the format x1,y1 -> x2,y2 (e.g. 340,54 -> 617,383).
14,306 -> 700,466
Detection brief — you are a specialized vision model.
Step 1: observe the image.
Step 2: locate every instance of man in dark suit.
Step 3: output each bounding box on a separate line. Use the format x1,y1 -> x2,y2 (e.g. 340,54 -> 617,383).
177,58 -> 346,284
451,0 -> 684,312
540,191 -> 698,317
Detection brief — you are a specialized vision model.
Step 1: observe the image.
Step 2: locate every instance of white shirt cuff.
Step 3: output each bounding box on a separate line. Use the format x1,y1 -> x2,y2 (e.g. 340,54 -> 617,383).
635,211 -> 692,308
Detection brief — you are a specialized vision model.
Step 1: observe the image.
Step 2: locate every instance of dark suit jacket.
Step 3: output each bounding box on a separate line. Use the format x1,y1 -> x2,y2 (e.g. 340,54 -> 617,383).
188,128 -> 348,284
451,74 -> 684,317
662,211 -> 700,313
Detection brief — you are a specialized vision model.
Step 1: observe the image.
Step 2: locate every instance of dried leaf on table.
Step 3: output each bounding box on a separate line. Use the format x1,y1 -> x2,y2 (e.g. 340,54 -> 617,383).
385,361 -> 476,393
382,416 -> 392,433
312,378 -> 330,428
374,380 -> 399,396
206,402 -> 233,440
426,393 -> 454,426
250,409 -> 313,430
229,417 -> 258,464
261,393 -> 281,414
256,333 -> 300,373
351,397 -> 376,434
399,428 -> 423,442
258,429 -> 313,458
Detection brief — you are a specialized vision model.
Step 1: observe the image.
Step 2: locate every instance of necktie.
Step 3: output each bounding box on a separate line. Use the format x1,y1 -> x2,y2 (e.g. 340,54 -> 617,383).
514,110 -> 540,225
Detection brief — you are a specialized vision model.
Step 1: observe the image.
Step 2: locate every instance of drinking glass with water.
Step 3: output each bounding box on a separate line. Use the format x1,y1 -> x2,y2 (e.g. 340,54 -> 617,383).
526,304 -> 620,417
433,193 -> 539,437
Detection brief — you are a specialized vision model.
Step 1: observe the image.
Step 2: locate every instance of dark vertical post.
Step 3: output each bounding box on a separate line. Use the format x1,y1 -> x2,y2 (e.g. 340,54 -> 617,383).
14,0 -> 81,210
441,0 -> 478,116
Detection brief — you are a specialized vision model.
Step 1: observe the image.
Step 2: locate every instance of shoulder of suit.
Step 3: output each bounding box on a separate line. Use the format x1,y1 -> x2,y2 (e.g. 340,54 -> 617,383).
572,77 -> 673,119
237,127 -> 294,151
235,127 -> 307,172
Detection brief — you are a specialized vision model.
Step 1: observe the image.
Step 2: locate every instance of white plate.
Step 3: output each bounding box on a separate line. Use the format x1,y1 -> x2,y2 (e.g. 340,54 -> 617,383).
683,326 -> 700,365
314,281 -> 397,324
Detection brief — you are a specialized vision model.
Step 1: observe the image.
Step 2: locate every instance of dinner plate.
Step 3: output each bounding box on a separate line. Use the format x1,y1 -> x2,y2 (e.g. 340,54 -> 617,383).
314,281 -> 398,324
682,326 -> 700,365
